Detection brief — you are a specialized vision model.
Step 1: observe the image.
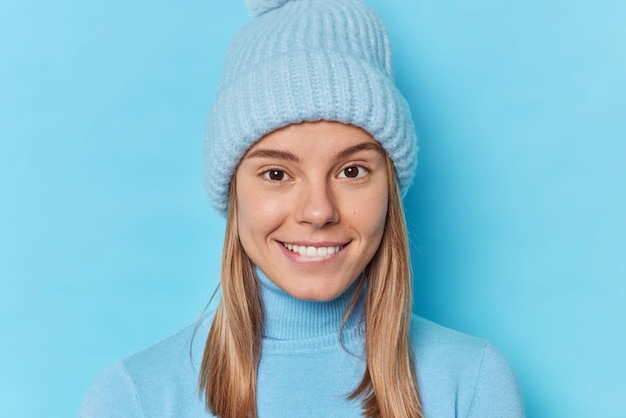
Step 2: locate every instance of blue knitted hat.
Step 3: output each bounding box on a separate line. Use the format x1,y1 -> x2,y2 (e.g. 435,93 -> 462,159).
205,0 -> 418,215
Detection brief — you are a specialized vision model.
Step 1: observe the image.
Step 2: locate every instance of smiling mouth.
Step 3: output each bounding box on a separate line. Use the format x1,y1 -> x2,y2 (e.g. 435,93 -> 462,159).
280,242 -> 344,257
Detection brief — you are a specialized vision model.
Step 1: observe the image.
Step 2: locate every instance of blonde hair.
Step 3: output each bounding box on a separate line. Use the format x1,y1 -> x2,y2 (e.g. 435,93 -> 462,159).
199,157 -> 423,418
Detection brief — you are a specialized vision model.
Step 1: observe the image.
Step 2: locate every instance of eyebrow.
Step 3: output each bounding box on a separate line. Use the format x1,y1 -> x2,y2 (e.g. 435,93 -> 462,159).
245,149 -> 301,163
334,142 -> 383,160
245,141 -> 383,163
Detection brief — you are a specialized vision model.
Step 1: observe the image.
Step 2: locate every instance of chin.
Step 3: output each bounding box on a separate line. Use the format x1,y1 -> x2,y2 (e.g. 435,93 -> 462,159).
294,291 -> 338,302
283,277 -> 355,302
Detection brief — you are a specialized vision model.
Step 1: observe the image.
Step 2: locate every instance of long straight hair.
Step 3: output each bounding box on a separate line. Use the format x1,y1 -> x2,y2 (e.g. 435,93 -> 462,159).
199,157 -> 423,418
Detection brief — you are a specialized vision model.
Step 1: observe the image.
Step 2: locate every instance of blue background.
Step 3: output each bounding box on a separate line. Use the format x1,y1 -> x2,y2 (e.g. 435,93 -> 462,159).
1,0 -> 624,417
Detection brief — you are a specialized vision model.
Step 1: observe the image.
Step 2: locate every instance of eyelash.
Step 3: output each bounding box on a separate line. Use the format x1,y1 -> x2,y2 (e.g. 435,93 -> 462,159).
259,164 -> 370,183
338,165 -> 369,179
261,168 -> 292,182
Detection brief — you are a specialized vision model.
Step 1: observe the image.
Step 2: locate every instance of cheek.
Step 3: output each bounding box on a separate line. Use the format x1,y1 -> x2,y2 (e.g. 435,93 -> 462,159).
370,194 -> 389,239
236,184 -> 286,241
235,180 -> 258,244
345,188 -> 388,241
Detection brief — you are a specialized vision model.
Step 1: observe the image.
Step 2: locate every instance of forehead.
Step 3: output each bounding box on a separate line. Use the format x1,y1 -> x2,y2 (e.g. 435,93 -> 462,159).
246,121 -> 379,156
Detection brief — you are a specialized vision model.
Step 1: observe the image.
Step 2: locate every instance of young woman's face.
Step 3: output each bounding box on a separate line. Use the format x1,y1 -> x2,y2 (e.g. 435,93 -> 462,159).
235,121 -> 389,301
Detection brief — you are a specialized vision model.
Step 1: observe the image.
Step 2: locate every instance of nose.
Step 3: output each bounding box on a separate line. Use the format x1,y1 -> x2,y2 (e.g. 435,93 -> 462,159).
295,179 -> 339,228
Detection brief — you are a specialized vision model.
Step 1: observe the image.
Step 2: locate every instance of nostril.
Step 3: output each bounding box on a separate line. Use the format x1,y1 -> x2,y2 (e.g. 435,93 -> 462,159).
296,188 -> 339,227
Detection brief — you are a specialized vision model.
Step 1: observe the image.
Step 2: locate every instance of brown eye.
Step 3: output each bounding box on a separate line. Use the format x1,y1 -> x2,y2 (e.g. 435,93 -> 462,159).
343,167 -> 358,178
263,170 -> 290,181
340,166 -> 365,179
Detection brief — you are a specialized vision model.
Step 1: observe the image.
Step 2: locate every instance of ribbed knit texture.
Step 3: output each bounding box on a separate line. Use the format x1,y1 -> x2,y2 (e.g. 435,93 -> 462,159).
80,273 -> 525,417
258,269 -> 364,352
205,0 -> 418,215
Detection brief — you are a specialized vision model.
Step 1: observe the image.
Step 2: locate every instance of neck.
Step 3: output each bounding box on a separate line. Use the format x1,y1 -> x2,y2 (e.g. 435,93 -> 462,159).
257,268 -> 364,348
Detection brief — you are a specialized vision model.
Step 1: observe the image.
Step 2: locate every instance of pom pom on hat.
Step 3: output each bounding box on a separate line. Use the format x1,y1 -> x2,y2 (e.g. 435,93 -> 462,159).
246,0 -> 290,16
205,0 -> 418,215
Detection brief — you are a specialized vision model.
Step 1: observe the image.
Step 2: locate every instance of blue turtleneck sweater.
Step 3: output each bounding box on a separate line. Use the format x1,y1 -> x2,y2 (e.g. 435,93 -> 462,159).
80,272 -> 524,417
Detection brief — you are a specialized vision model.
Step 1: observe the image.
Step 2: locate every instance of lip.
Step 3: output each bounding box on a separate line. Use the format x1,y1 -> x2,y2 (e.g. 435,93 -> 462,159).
276,240 -> 350,262
280,240 -> 348,247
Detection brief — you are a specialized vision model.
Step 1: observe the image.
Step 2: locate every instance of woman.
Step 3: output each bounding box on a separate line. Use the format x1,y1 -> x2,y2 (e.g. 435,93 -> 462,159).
81,0 -> 524,417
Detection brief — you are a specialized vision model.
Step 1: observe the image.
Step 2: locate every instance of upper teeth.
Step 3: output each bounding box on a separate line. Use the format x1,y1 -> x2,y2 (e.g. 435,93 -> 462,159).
282,243 -> 341,257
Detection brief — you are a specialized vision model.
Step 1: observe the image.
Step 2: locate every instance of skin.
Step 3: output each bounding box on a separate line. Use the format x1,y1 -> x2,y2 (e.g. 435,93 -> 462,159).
235,121 -> 389,301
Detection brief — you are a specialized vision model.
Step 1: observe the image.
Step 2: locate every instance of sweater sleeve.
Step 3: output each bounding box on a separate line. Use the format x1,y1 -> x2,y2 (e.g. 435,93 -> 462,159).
467,343 -> 525,418
80,362 -> 144,418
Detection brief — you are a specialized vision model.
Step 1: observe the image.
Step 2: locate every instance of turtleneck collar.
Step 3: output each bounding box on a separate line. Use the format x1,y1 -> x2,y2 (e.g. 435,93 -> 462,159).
257,268 -> 365,352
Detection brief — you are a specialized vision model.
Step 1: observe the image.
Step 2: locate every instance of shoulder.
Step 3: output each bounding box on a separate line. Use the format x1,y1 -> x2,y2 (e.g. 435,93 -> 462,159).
410,315 -> 489,366
80,361 -> 143,418
410,315 -> 525,417
80,313 -> 216,418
